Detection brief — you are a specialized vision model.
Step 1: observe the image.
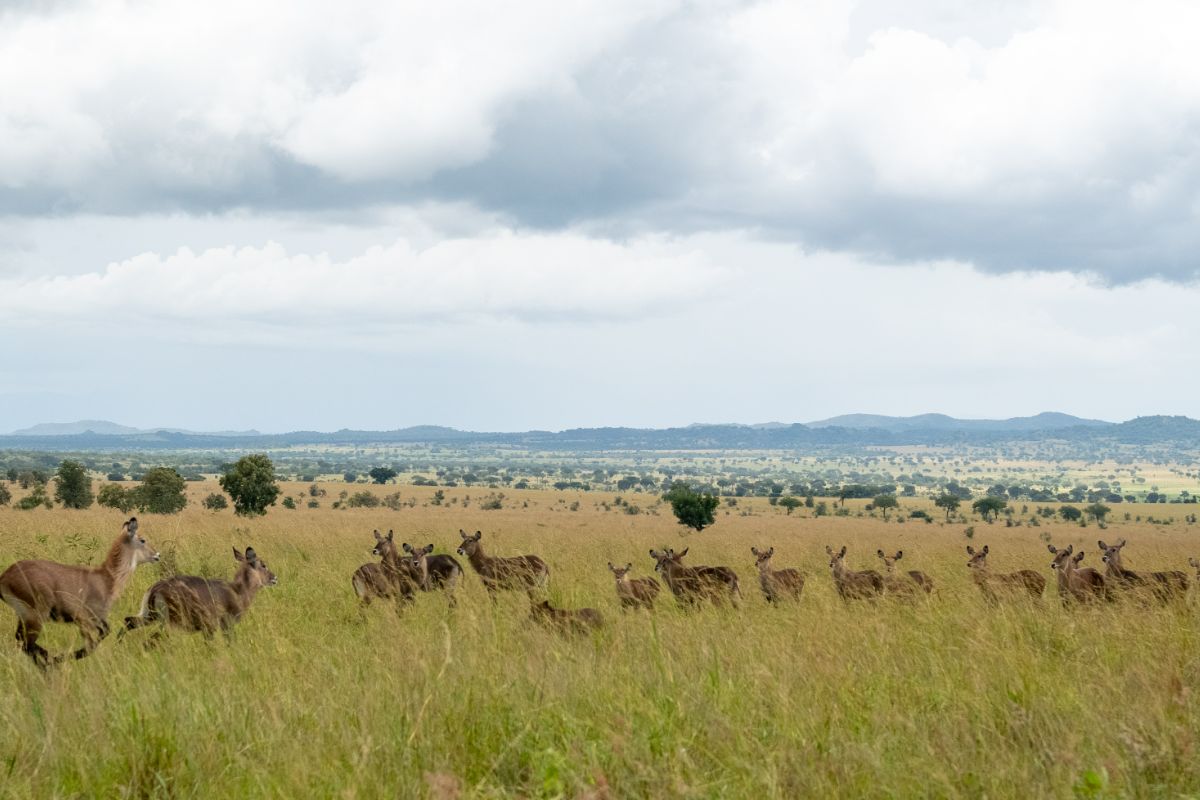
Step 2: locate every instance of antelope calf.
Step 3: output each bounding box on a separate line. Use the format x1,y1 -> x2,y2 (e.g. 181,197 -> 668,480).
750,547 -> 805,604
649,548 -> 741,607
352,530 -> 419,608
121,547 -> 276,642
965,545 -> 1045,603
825,546 -> 883,600
402,543 -> 464,606
608,562 -> 661,610
1,517 -> 159,666
876,550 -> 934,595
1047,544 -> 1109,604
530,599 -> 604,635
457,530 -> 549,599
1098,539 -> 1189,602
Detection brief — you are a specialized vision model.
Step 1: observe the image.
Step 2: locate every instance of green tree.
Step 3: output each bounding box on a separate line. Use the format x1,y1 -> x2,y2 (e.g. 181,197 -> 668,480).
54,459 -> 94,509
777,495 -> 802,515
97,483 -> 134,513
972,496 -> 1007,522
934,494 -> 961,521
17,484 -> 52,510
664,482 -> 720,533
203,492 -> 229,511
872,494 -> 899,520
1059,505 -> 1083,522
0,482 -> 11,506
220,454 -> 281,516
281,496 -> 297,510
1084,503 -> 1111,525
133,467 -> 188,514
368,466 -> 398,485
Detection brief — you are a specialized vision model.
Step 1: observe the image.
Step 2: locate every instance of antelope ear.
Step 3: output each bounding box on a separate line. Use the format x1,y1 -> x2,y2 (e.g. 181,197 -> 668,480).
373,530 -> 382,541
1117,538 -> 1127,547
459,529 -> 468,539
895,551 -> 903,560
826,545 -> 834,555
473,531 -> 482,541
966,546 -> 975,555
751,547 -> 759,556
838,546 -> 847,558
608,562 -> 615,571
982,545 -> 989,554
245,547 -> 258,565
1047,544 -> 1057,554
1098,541 -> 1107,550
387,530 -> 394,542
402,543 -> 413,553
768,547 -> 774,557
1074,551 -> 1085,562
679,547 -> 688,557
425,543 -> 434,553
625,562 -> 632,571
877,549 -> 885,558
1065,544 -> 1073,554
126,517 -> 139,539
649,549 -> 658,558
233,548 -> 244,562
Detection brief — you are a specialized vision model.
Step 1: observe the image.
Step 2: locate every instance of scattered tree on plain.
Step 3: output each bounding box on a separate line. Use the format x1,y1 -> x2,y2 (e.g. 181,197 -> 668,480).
972,496 -> 1007,523
134,467 -> 189,514
872,494 -> 899,520
664,482 -> 720,533
98,483 -> 134,513
54,460 -> 94,509
220,454 -> 281,516
368,467 -> 398,485
934,494 -> 961,520
777,495 -> 802,515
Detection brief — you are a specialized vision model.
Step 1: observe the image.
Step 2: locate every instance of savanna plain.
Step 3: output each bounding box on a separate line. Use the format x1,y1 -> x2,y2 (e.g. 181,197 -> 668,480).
3,476 -> 1200,799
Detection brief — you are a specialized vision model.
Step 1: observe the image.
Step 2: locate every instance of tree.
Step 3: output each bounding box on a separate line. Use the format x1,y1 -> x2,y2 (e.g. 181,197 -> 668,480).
133,467 -> 188,514
343,472 -> 358,483
872,494 -> 899,520
1084,503 -> 1111,525
0,482 -> 10,506
777,495 -> 802,515
98,483 -> 134,513
54,460 -> 94,509
368,466 -> 398,485
934,494 -> 961,521
220,454 -> 281,516
1059,505 -> 1082,522
972,496 -> 1007,522
664,482 -> 720,533
203,492 -> 229,511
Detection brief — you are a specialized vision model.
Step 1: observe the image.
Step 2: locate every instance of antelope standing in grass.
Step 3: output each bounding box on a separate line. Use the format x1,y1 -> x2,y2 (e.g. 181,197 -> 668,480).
121,547 -> 276,643
530,599 -> 604,635
750,547 -> 805,604
649,548 -> 741,607
402,543 -> 463,606
1098,539 -> 1189,602
965,545 -> 1045,603
352,530 -> 418,608
825,546 -> 883,600
876,550 -> 934,595
607,562 -> 660,610
457,530 -> 549,599
1047,544 -> 1109,604
0,517 -> 159,667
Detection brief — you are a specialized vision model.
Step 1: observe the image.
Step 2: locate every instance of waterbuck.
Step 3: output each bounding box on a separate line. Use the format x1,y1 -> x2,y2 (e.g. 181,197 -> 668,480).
826,546 -> 883,600
876,550 -> 934,595
965,545 -> 1045,603
607,562 -> 661,610
1098,539 -> 1189,602
0,517 -> 159,666
120,547 -> 276,642
402,543 -> 463,606
648,548 -> 741,607
1047,544 -> 1109,604
457,530 -> 549,598
352,530 -> 418,608
530,599 -> 604,635
750,547 -> 805,604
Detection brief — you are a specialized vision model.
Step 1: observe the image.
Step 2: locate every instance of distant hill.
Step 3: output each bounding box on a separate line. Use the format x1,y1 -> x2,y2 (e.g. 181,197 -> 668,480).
805,412 -> 1111,433
9,420 -> 261,437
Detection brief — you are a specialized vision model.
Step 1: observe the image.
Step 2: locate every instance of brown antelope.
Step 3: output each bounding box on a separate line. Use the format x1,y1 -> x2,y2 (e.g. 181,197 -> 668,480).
965,545 -> 1045,602
1047,544 -> 1109,603
876,550 -> 934,595
750,547 -> 805,604
607,562 -> 661,610
825,546 -> 883,600
0,517 -> 159,666
1098,539 -> 1189,602
402,543 -> 463,606
457,530 -> 549,599
530,599 -> 604,635
120,547 -> 276,642
648,548 -> 741,607
352,530 -> 418,608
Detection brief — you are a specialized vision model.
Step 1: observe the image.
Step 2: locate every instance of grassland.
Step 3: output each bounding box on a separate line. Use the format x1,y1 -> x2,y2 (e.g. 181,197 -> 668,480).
3,481 -> 1200,798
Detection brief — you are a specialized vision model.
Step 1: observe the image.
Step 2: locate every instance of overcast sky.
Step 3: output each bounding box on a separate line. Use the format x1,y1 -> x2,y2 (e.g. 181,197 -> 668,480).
2,0 -> 1198,432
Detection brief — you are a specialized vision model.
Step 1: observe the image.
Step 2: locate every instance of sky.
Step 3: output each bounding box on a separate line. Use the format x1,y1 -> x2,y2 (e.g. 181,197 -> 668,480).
1,0 -> 1198,433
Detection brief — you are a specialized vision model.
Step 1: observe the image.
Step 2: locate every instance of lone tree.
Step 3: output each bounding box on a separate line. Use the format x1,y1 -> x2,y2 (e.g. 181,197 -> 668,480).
664,482 -> 720,534
1084,503 -> 1111,525
220,454 -> 281,516
777,495 -> 802,515
934,494 -> 961,521
368,466 -> 398,485
133,467 -> 188,514
97,483 -> 134,513
55,459 -> 94,509
1059,505 -> 1083,522
0,482 -> 10,506
972,496 -> 1007,523
872,494 -> 899,520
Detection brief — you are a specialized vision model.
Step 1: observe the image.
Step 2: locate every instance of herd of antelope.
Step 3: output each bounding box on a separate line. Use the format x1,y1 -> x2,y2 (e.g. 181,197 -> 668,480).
2,518 -> 1199,667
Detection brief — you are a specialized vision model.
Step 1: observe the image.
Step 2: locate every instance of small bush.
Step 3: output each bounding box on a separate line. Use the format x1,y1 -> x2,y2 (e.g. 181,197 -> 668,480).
203,493 -> 229,512
281,496 -> 297,510
346,491 -> 380,509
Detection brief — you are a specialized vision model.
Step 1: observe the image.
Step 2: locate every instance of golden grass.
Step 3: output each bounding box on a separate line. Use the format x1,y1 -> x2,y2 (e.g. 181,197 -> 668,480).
2,482 -> 1200,798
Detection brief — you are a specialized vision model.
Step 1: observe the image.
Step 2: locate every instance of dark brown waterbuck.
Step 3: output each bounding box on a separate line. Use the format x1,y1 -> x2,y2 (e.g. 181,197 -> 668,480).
402,543 -> 464,606
965,545 -> 1045,602
121,547 -> 276,642
1048,544 -> 1109,604
607,562 -> 661,610
1098,539 -> 1189,602
648,548 -> 741,607
876,550 -> 934,595
352,530 -> 419,607
0,517 -> 159,666
750,547 -> 805,604
457,530 -> 549,598
825,546 -> 883,600
530,599 -> 604,635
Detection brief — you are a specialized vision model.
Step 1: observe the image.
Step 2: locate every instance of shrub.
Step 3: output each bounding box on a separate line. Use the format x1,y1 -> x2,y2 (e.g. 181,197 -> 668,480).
220,455 -> 280,516
203,493 -> 229,511
0,483 -> 10,506
346,491 -> 380,508
664,482 -> 720,533
98,483 -> 134,513
307,499 -> 320,509
55,459 -> 94,509
133,467 -> 189,514
17,485 -> 52,510
383,492 -> 404,511
281,496 -> 297,510
480,493 -> 504,510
